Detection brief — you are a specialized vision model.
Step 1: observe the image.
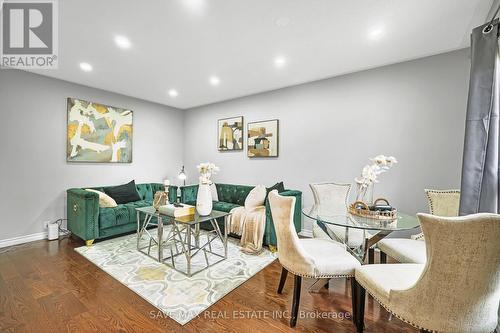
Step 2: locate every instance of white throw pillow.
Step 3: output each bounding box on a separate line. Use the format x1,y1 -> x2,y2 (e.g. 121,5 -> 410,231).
244,185 -> 266,210
85,189 -> 118,208
210,183 -> 219,201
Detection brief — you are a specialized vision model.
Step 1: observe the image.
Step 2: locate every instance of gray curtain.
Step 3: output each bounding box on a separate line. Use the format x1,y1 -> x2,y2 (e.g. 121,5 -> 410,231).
460,21 -> 500,215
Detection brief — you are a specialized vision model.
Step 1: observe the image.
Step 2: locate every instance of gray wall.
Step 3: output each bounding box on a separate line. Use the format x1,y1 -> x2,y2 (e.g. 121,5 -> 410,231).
0,48 -> 470,241
183,49 -> 470,232
0,70 -> 184,241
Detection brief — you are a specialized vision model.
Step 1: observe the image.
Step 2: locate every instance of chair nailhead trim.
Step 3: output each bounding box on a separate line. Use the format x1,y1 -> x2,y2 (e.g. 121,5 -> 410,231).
356,279 -> 440,333
413,233 -> 425,240
282,264 -> 354,279
424,189 -> 460,216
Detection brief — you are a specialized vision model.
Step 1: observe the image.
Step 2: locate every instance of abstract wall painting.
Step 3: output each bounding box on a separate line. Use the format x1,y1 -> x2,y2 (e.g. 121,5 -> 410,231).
67,98 -> 133,163
247,119 -> 279,158
218,116 -> 244,151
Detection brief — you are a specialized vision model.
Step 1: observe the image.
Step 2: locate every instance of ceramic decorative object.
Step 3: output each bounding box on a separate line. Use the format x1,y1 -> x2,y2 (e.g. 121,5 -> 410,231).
153,191 -> 168,211
196,184 -> 213,216
196,162 -> 219,216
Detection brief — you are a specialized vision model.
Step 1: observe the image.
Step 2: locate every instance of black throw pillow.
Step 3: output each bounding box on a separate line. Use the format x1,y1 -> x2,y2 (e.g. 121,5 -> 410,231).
104,180 -> 141,204
266,181 -> 285,199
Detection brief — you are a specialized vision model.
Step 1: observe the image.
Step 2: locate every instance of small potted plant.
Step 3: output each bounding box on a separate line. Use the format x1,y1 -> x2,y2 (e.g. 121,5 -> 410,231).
196,162 -> 220,215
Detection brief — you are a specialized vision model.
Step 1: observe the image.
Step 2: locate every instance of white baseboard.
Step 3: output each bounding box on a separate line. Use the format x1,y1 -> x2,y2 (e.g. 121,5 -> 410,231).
298,229 -> 313,238
0,231 -> 47,249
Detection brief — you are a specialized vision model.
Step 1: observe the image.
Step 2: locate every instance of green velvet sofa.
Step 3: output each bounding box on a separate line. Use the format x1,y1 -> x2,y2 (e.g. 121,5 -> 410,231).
67,183 -> 177,245
180,183 -> 302,247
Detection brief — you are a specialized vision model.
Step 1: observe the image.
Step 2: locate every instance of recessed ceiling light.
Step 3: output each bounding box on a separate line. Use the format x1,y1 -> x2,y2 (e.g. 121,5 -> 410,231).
183,0 -> 206,15
168,89 -> 178,97
79,62 -> 93,72
114,35 -> 131,49
209,76 -> 220,86
274,56 -> 286,68
368,26 -> 384,41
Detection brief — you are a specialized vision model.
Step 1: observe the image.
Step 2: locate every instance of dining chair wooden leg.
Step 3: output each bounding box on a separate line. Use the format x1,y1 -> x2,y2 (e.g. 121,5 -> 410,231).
277,267 -> 288,294
290,275 -> 302,327
368,248 -> 375,264
355,280 -> 366,333
380,251 -> 387,264
350,278 -> 358,325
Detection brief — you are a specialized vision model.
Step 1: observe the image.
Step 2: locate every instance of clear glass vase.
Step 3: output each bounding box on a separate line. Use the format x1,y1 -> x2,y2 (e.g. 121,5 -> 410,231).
356,183 -> 374,205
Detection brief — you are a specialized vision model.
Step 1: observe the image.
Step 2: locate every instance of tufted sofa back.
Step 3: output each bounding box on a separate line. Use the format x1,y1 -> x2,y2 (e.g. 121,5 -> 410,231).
89,183 -> 175,203
216,183 -> 254,205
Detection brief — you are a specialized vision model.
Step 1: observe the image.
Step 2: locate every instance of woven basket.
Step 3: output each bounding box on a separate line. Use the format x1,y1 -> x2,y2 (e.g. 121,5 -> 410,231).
348,198 -> 397,220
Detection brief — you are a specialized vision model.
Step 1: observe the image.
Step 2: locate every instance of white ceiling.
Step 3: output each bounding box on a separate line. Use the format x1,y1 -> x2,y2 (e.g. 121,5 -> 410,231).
28,0 -> 492,109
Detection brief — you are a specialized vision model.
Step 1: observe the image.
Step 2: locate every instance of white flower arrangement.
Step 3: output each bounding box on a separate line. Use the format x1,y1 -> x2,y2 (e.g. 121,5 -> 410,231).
355,155 -> 397,201
197,162 -> 220,185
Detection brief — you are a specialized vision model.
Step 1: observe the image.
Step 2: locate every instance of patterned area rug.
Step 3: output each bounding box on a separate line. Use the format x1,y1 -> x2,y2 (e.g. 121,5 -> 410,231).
75,228 -> 276,325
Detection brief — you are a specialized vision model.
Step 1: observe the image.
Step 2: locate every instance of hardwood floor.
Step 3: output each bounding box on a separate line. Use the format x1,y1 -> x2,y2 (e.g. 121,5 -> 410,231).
0,236 -> 418,333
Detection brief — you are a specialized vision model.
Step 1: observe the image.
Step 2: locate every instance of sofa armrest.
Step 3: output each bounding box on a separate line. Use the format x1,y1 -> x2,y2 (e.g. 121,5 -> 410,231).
67,188 -> 99,241
67,188 -> 98,199
280,189 -> 302,198
180,184 -> 199,204
264,189 -> 302,247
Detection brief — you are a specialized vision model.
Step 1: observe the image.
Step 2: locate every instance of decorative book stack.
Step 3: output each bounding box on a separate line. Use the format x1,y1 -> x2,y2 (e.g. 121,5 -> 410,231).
159,203 -> 195,217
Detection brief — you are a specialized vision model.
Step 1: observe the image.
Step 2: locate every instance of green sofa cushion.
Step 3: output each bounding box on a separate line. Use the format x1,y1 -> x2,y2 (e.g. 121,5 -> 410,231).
213,201 -> 241,213
182,185 -> 198,206
124,200 -> 153,222
216,184 -> 254,206
136,183 -> 167,201
99,200 -> 152,229
136,183 -> 154,201
99,205 -> 129,229
103,180 -> 142,204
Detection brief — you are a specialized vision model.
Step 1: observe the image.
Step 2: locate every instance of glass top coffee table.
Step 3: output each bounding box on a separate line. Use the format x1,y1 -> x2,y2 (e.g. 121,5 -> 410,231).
136,206 -> 231,277
303,204 -> 420,263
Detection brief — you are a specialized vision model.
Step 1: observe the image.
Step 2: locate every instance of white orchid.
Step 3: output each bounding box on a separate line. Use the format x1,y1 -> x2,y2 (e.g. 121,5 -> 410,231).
197,162 -> 219,185
386,156 -> 398,166
355,165 -> 377,187
355,155 -> 398,200
371,155 -> 387,166
370,154 -> 398,168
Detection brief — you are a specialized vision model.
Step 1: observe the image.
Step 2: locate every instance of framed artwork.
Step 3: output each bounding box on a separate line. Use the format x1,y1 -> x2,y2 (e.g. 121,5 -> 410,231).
218,116 -> 243,151
67,98 -> 133,163
247,119 -> 279,157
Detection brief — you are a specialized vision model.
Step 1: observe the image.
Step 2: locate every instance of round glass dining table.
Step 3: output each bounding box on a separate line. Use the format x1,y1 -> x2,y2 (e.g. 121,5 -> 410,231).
302,204 -> 421,263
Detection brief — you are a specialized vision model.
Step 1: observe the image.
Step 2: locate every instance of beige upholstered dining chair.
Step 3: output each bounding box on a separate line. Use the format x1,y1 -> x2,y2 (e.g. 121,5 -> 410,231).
310,182 -> 366,248
353,213 -> 500,333
268,191 -> 361,327
377,189 -> 460,264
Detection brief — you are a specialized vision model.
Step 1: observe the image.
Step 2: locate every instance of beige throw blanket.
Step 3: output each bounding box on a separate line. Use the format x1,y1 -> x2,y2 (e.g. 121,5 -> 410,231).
228,206 -> 247,236
228,206 -> 267,254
